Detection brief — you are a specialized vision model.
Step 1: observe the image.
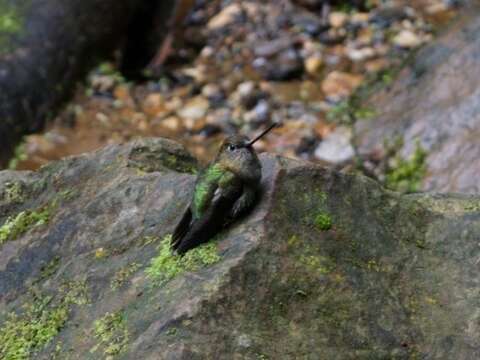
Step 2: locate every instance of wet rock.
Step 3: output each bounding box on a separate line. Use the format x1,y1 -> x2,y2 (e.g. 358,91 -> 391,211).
364,58 -> 390,73
314,126 -> 355,163
197,123 -> 222,137
164,96 -> 183,112
254,48 -> 304,81
351,12 -> 370,25
201,83 -> 225,106
318,29 -> 347,45
161,116 -> 182,131
293,0 -> 325,8
295,135 -> 318,158
177,96 -> 209,120
321,71 -> 363,101
2,138 -> 480,359
355,7 -> 480,193
243,99 -> 271,124
207,3 -> 242,30
236,81 -> 256,100
294,0 -> 367,10
392,30 -> 422,48
90,75 -> 116,94
231,81 -> 269,110
346,46 -> 376,62
329,11 -> 349,28
143,93 -> 167,117
252,35 -> 304,81
205,108 -> 232,127
370,6 -> 409,27
254,36 -> 298,58
305,54 -> 324,75
291,12 -> 327,36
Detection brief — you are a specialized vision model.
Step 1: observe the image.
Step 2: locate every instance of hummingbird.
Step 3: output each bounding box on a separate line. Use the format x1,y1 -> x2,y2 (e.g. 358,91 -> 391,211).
171,123 -> 278,255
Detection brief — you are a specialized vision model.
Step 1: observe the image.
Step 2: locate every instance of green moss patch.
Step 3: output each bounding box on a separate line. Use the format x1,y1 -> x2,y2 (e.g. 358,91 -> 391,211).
0,280 -> 89,360
0,297 -> 68,360
0,0 -> 29,54
91,311 -> 129,356
7,142 -> 27,170
308,191 -> 333,231
0,205 -> 51,244
385,142 -> 427,193
314,212 -> 333,231
0,0 -> 28,33
327,99 -> 377,124
145,235 -> 221,285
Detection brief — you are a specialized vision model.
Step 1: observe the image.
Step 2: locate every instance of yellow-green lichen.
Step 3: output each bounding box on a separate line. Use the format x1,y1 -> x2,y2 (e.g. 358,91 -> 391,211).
94,247 -> 109,259
3,181 -> 25,203
287,235 -> 300,247
145,234 -> 221,285
58,189 -> 77,201
299,254 -> 336,275
0,205 -> 51,244
60,280 -> 90,306
111,263 -> 141,290
139,235 -> 159,247
464,202 -> 480,212
166,327 -> 177,336
91,311 -> 129,356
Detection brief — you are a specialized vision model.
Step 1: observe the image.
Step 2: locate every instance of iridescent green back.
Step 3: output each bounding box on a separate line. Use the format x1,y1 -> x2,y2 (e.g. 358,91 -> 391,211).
192,164 -> 223,219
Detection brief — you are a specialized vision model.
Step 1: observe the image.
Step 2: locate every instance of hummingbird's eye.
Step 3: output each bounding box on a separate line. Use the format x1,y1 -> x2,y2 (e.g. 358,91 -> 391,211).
228,144 -> 236,151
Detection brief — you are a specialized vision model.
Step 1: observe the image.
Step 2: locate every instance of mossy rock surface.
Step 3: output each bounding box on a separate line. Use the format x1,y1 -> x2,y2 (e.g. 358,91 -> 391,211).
355,6 -> 480,193
0,138 -> 480,359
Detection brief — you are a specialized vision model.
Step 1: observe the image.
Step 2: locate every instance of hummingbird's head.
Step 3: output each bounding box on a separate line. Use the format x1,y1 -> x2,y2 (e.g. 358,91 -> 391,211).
216,135 -> 261,182
216,123 -> 278,182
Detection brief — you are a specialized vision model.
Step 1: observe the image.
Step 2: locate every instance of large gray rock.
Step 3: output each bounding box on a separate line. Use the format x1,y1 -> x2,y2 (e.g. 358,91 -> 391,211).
355,6 -> 480,193
1,138 -> 480,359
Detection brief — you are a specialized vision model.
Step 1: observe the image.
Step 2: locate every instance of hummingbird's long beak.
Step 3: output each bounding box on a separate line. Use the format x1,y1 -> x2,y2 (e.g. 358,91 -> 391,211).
246,122 -> 279,147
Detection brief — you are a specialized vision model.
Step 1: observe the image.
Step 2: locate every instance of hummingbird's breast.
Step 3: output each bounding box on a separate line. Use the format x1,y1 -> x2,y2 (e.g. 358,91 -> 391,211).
223,148 -> 261,184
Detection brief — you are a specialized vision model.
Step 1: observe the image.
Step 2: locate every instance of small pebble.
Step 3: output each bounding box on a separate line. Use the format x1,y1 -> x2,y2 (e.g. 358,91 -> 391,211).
393,30 -> 422,48
329,12 -> 349,28
314,126 -> 355,164
305,54 -> 324,75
